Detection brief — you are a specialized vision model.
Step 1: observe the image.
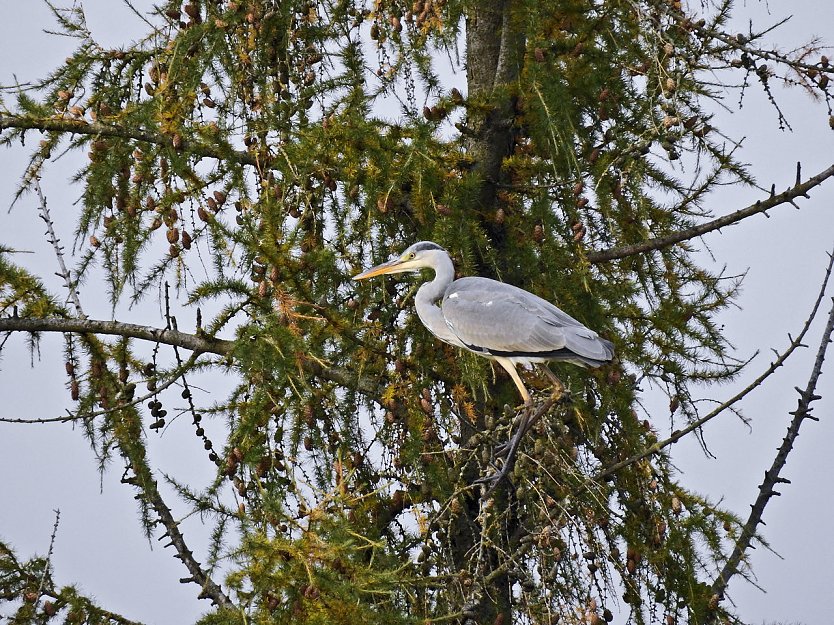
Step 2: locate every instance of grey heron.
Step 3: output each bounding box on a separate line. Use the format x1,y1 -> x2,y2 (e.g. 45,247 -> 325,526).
353,241 -> 614,483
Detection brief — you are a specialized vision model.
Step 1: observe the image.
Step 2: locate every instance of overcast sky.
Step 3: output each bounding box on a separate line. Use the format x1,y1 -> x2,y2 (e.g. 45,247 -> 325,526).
1,2 -> 834,624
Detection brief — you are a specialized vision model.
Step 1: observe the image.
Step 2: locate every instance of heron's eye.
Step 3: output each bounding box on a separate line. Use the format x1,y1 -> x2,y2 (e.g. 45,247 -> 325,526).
408,252 -> 416,259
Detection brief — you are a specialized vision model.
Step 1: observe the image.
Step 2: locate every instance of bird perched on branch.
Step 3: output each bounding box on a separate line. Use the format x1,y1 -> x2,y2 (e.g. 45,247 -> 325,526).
353,241 -> 614,486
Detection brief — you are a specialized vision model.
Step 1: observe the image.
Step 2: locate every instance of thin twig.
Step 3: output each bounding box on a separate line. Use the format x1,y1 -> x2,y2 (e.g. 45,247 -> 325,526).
0,352 -> 203,425
33,176 -> 85,318
34,510 -> 60,611
0,414 -> 80,424
587,162 -> 834,263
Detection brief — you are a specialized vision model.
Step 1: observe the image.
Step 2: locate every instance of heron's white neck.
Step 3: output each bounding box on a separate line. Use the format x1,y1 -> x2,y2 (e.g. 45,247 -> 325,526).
416,250 -> 454,304
414,251 -> 462,346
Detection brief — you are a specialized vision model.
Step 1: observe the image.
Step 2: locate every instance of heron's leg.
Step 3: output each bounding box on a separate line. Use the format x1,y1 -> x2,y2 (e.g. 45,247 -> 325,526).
508,366 -> 566,443
539,364 -> 564,390
495,368 -> 566,458
488,357 -> 537,483
493,356 -> 531,405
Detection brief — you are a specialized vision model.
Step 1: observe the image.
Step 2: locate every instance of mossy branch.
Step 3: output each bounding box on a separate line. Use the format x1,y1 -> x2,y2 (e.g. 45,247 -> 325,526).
0,316 -> 381,397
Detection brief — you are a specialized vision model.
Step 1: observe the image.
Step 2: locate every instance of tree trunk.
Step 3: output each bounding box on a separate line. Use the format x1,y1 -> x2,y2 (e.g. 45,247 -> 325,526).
465,0 -> 525,220
453,2 -> 528,622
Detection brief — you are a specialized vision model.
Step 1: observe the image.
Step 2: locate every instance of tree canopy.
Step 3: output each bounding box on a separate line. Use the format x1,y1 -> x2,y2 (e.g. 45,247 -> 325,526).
2,1 -> 834,624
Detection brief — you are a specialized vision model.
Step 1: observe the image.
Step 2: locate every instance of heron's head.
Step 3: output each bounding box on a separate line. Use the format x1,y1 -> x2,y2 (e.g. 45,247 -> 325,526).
352,241 -> 448,280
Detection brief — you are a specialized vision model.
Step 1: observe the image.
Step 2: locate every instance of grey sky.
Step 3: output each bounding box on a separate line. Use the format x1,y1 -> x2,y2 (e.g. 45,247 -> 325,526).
1,1 -> 833,624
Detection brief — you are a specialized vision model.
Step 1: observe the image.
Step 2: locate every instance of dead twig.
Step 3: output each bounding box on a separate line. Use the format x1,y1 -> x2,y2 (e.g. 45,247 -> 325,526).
710,286 -> 834,604
588,162 -> 834,263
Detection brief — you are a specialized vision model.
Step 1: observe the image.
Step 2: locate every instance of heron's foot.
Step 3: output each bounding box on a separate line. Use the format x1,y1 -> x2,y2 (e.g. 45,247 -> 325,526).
493,389 -> 573,458
478,392 -> 572,496
494,402 -> 535,458
474,459 -> 515,497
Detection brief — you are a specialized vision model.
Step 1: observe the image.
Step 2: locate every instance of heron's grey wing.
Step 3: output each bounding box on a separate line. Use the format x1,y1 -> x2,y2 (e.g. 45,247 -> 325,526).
441,278 -> 613,363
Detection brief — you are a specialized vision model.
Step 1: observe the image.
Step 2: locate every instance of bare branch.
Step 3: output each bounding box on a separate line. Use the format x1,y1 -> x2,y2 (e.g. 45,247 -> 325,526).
711,292 -> 834,602
587,162 -> 834,263
0,414 -> 80,424
0,115 -> 258,167
120,469 -> 233,606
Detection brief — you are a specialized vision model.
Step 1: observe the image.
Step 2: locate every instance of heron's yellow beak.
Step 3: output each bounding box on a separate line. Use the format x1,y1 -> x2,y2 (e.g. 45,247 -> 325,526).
352,257 -> 414,280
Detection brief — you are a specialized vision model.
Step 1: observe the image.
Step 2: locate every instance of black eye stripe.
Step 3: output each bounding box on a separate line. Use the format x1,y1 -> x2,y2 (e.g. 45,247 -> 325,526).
409,242 -> 445,253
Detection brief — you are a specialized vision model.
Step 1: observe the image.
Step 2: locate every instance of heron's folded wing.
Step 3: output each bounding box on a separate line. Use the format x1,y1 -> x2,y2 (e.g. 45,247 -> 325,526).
441,282 -> 612,361
440,288 -> 565,355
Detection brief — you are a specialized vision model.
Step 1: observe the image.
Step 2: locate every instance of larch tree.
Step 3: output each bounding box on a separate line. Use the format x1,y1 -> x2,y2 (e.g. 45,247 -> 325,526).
1,1 -> 833,624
